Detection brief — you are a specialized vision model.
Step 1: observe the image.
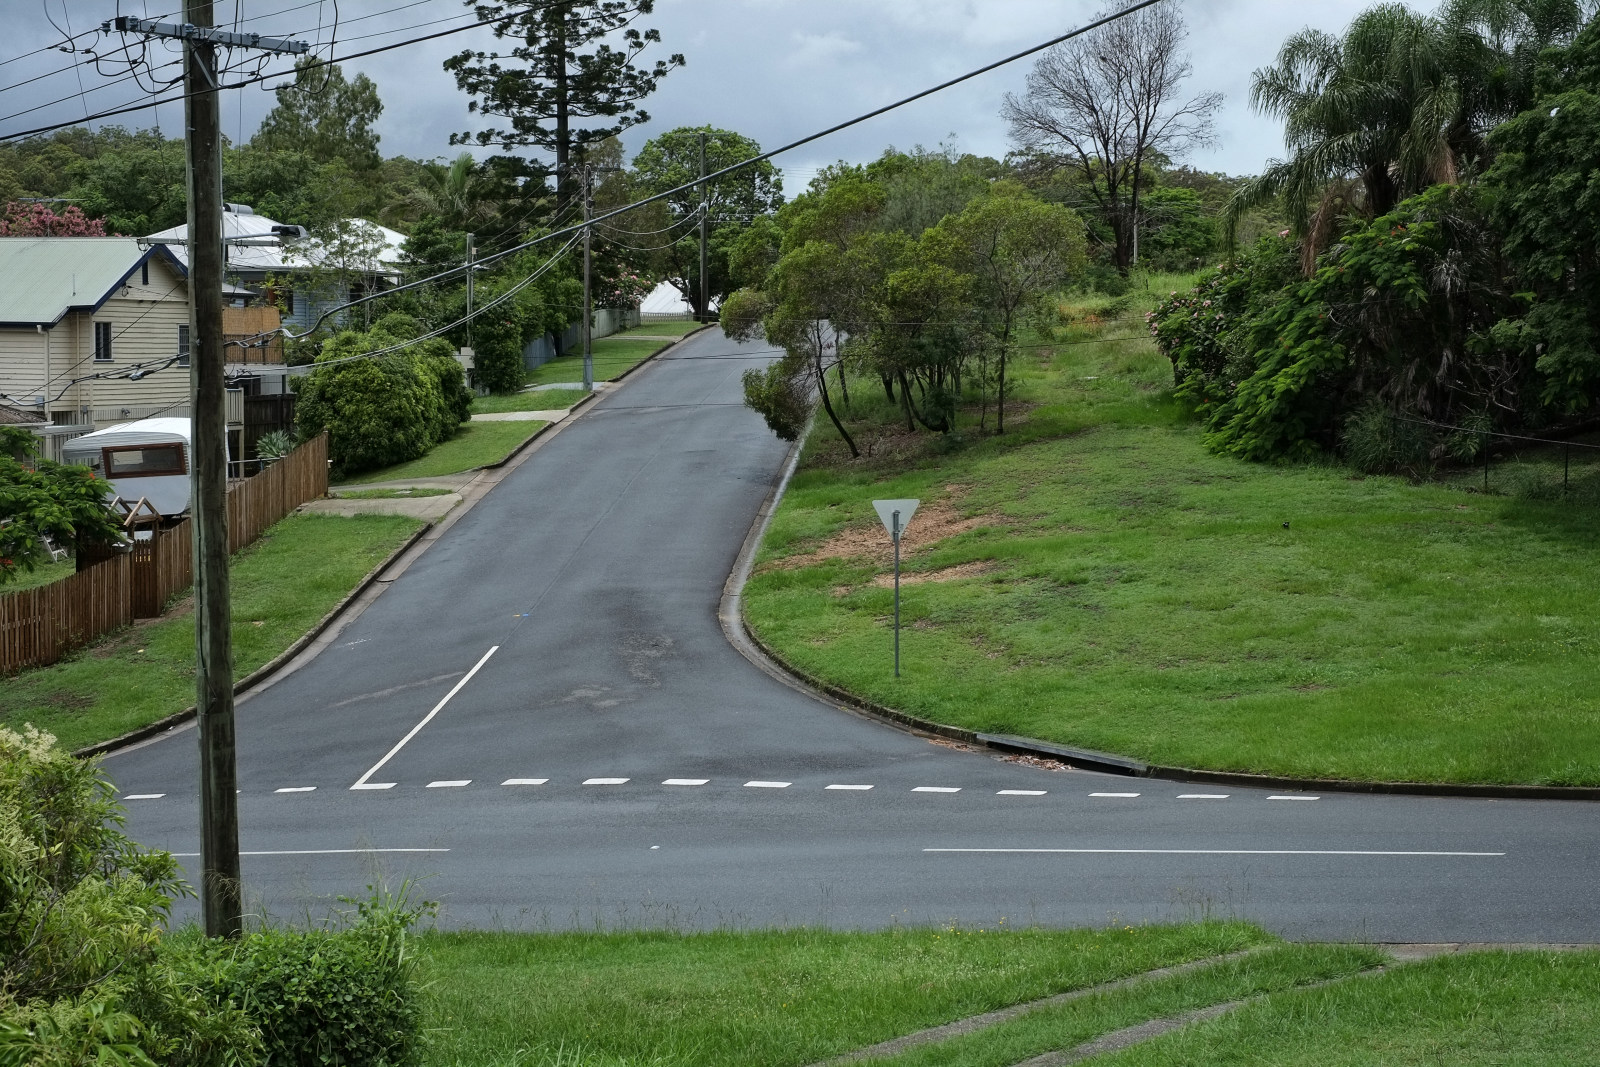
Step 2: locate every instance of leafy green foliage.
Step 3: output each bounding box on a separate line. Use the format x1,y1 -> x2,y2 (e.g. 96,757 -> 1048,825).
0,431 -> 126,585
252,58 -> 384,175
295,314 -> 472,478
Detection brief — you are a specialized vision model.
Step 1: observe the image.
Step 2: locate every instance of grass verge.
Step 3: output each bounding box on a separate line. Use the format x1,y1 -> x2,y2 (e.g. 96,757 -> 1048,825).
1097,949 -> 1600,1066
525,336 -> 670,386
5,555 -> 75,592
622,318 -> 702,338
335,487 -> 453,500
420,922 -> 1271,1067
741,295 -> 1600,786
0,513 -> 423,751
473,388 -> 590,414
340,421 -> 547,484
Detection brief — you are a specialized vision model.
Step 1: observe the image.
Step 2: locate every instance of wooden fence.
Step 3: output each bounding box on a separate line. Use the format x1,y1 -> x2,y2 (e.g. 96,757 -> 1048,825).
0,432 -> 329,673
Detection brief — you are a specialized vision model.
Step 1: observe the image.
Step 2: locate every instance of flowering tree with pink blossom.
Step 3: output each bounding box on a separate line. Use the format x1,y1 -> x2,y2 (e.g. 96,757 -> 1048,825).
0,201 -> 109,236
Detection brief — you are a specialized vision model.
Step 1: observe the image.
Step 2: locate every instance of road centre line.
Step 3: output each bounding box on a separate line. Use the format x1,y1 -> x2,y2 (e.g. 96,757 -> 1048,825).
584,777 -> 630,785
924,848 -> 1506,857
1270,795 -> 1321,801
170,848 -> 450,857
427,780 -> 472,788
275,787 -> 316,793
663,778 -> 709,786
999,790 -> 1048,796
123,793 -> 165,800
914,786 -> 961,793
350,646 -> 499,790
503,778 -> 549,786
1178,794 -> 1230,800
1090,792 -> 1141,798
745,781 -> 791,788
827,784 -> 874,790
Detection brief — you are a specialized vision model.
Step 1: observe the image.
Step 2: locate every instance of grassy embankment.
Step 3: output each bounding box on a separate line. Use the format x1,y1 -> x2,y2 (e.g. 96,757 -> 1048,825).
742,277 -> 1600,786
418,924 -> 1600,1067
0,513 -> 423,751
339,421 -> 549,484
472,388 -> 590,414
524,323 -> 700,387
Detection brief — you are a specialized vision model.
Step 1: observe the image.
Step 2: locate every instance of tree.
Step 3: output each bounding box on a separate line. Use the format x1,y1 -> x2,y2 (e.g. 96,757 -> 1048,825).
629,126 -> 784,318
0,428 -> 126,585
252,58 -> 384,174
444,1 -> 684,201
1003,2 -> 1221,274
0,202 -> 106,236
63,131 -> 187,234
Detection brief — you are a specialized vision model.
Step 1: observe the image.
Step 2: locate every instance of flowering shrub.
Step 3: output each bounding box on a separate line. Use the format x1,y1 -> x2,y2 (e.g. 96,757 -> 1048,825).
0,201 -> 109,236
599,268 -> 653,309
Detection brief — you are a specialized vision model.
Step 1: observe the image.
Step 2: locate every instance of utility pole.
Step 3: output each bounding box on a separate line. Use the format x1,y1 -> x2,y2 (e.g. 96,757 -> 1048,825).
107,6 -> 307,941
465,232 -> 475,353
582,165 -> 593,392
698,132 -> 709,324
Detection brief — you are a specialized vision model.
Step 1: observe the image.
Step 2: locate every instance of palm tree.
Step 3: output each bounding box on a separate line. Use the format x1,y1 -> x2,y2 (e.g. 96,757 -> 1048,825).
383,152 -> 498,231
1227,0 -> 1590,265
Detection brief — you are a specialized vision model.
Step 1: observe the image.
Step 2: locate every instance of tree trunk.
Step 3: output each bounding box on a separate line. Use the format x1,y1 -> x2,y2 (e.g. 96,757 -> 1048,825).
815,349 -> 858,458
881,373 -> 896,404
899,371 -> 950,433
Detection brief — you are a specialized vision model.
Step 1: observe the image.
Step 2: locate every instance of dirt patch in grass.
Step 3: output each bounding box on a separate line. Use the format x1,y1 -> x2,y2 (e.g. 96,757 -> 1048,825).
870,560 -> 1001,588
776,488 -> 1004,569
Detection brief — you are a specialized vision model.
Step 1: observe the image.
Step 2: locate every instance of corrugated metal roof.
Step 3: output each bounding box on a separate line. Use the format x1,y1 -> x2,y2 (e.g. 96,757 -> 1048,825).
0,238 -> 172,326
148,210 -> 406,276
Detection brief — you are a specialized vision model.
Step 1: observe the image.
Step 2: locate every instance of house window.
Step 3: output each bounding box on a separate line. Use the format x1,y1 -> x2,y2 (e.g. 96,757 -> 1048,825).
178,324 -> 191,367
102,444 -> 186,478
93,321 -> 113,362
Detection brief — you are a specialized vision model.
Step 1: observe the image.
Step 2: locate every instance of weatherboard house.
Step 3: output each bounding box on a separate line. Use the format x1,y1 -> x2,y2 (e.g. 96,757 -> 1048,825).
0,237 -> 195,440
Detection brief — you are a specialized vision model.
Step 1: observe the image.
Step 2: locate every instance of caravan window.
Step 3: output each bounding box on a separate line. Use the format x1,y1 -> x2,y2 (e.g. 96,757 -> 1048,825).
103,444 -> 186,477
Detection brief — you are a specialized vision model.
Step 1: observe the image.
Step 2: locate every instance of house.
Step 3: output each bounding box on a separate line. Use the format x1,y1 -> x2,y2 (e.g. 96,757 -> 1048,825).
145,203 -> 406,339
0,238 -> 196,439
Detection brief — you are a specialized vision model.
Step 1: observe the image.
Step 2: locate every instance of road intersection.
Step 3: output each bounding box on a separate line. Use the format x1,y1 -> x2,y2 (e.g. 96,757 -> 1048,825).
105,328 -> 1597,941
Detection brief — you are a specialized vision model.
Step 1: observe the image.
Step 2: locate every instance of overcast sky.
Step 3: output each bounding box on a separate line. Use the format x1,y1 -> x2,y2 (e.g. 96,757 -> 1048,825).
3,0 -> 1432,195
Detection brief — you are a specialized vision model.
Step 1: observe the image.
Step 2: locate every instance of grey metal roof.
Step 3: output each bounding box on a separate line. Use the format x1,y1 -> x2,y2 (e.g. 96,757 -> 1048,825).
0,238 -> 186,327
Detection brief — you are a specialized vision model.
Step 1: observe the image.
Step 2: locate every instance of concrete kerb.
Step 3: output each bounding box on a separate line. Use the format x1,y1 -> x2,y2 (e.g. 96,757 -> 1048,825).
718,430 -> 1600,804
81,325 -> 712,761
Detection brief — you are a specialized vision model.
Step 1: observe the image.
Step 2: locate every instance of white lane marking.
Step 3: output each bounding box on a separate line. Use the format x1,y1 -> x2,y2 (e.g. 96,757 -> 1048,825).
1178,794 -> 1230,800
503,778 -> 549,786
745,781 -> 791,789
427,780 -> 472,788
827,784 -> 874,790
1090,792 -> 1141,798
913,786 -> 961,793
170,848 -> 450,857
275,787 -> 317,794
924,848 -> 1506,857
123,793 -> 166,800
998,789 -> 1048,796
350,645 -> 499,790
583,777 -> 630,785
1270,795 -> 1321,801
663,778 -> 709,786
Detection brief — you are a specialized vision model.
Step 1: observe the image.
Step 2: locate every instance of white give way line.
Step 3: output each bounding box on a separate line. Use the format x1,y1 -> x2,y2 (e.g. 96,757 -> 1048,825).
350,646 -> 499,791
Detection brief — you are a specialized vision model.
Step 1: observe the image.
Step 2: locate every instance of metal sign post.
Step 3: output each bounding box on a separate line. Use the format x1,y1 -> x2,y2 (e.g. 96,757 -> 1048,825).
873,499 -> 920,678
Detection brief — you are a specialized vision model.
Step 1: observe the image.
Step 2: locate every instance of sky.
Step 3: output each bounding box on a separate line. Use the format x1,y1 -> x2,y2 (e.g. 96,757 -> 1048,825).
2,0 -> 1433,196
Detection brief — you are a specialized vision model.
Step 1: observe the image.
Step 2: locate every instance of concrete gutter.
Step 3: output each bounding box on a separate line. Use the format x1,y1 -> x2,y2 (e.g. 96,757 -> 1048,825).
719,429 -> 1600,804
84,324 -> 711,760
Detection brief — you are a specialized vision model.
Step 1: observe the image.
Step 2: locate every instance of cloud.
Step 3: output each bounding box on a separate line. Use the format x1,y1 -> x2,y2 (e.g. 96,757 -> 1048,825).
784,32 -> 865,70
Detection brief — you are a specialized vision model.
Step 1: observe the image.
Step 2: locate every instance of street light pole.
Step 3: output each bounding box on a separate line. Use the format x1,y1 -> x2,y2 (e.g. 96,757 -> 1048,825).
582,165 -> 594,393
698,132 -> 709,324
893,510 -> 901,678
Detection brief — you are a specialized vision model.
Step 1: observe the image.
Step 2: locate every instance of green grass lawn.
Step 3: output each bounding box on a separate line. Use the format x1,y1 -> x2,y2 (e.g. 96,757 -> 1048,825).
0,513 -> 422,751
623,319 -> 703,338
742,300 -> 1600,786
340,421 -> 547,485
4,555 -> 75,592
472,388 -> 591,414
335,487 -> 453,499
525,337 -> 670,386
420,922 -> 1273,1067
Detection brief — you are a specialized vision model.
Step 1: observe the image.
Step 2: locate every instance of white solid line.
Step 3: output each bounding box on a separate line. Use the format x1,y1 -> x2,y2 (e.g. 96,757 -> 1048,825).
998,789 -> 1048,796
170,848 -> 451,858
1269,795 -> 1321,801
745,781 -> 791,789
503,778 -> 549,786
663,778 -> 709,786
913,786 -> 961,793
923,848 -> 1506,857
275,787 -> 317,794
827,784 -> 874,790
351,783 -> 395,790
1178,794 -> 1230,800
583,777 -> 630,785
123,793 -> 166,800
350,645 -> 499,790
1090,792 -> 1141,798
427,780 -> 472,788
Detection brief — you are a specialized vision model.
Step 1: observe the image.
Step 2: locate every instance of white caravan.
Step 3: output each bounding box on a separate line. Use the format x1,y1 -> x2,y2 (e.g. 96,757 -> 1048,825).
62,417 -> 208,518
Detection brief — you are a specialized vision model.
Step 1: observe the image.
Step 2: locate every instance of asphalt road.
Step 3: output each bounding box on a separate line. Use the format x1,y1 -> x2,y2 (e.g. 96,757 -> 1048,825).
105,329 -> 1600,942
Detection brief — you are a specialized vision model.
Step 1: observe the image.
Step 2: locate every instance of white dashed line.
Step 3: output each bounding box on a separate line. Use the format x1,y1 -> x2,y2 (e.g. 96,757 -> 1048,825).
352,782 -> 395,790
1178,794 -> 1230,800
502,778 -> 549,786
744,781 -> 791,789
1090,792 -> 1141,798
913,786 -> 961,793
1269,795 -> 1321,801
123,793 -> 166,800
826,784 -> 874,791
427,780 -> 472,788
998,789 -> 1048,796
275,787 -> 317,794
663,778 -> 710,786
170,848 -> 450,857
925,848 -> 1505,857
583,777 -> 630,785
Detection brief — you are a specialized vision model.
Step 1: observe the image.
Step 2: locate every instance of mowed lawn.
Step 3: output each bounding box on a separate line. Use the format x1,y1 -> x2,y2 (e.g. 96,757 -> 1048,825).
0,514 -> 423,751
743,305 -> 1600,786
525,336 -> 672,386
339,421 -> 546,484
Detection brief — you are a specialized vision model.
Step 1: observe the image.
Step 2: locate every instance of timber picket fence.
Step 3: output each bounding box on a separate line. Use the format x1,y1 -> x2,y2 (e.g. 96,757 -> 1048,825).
0,432 -> 329,673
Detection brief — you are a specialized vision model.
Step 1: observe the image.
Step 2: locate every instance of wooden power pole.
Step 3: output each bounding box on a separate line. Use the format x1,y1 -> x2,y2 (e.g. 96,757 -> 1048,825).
698,132 -> 709,324
582,165 -> 594,392
107,4 -> 307,940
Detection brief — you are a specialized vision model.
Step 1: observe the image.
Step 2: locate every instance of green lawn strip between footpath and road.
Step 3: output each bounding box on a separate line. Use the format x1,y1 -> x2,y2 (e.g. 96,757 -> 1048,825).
338,421 -> 548,485
741,287 -> 1600,787
0,513 -> 424,752
524,336 -> 674,387
471,388 -> 591,415
419,922 -> 1274,1067
1091,948 -> 1600,1066
618,318 -> 703,338
334,487 -> 455,500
